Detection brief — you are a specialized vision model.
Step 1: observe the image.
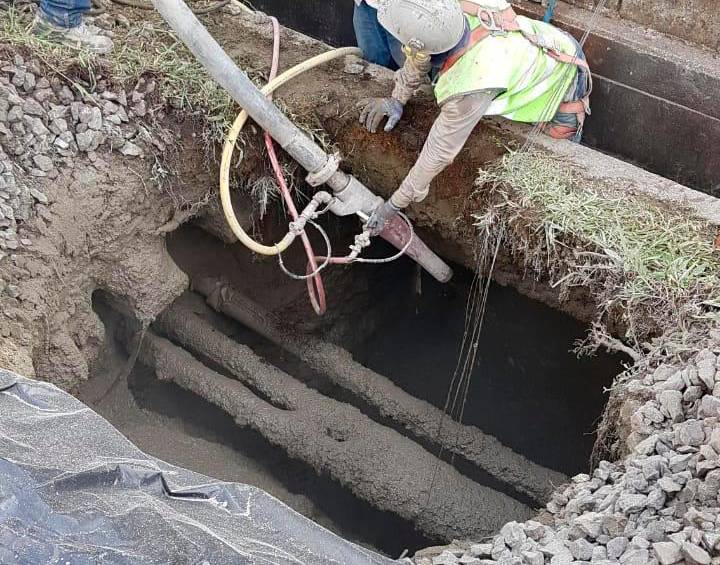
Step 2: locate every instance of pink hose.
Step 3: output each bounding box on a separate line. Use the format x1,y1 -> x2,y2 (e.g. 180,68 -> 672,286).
264,17 -> 327,315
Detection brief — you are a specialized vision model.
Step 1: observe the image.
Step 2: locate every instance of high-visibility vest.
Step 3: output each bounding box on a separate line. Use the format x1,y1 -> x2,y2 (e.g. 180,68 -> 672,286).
434,14 -> 582,124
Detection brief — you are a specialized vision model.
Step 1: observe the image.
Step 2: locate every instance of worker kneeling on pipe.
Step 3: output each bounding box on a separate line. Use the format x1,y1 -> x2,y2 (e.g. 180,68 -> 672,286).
361,0 -> 591,235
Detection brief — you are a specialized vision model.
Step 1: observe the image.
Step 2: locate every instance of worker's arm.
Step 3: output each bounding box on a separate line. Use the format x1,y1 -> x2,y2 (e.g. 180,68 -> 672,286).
390,90 -> 498,208
358,54 -> 432,133
392,54 -> 432,104
367,91 -> 498,235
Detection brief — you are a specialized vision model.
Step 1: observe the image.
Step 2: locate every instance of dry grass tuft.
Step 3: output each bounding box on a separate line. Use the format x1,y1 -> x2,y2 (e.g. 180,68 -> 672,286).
473,150 -> 720,463
473,150 -> 720,350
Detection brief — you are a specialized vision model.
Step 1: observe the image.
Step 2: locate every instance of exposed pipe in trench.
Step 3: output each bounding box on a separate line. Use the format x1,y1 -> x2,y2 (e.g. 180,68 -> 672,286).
137,294 -> 534,541
192,276 -> 568,504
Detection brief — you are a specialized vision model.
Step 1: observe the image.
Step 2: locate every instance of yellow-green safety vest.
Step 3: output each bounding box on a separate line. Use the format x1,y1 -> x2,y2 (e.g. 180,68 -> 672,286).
434,15 -> 579,123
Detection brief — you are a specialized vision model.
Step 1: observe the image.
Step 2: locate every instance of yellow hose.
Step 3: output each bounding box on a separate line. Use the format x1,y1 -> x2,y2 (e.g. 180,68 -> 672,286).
220,46 -> 364,255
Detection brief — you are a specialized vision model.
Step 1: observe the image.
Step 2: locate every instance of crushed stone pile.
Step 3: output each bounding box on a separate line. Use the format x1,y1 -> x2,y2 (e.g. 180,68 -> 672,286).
414,350 -> 720,565
0,53 -> 152,270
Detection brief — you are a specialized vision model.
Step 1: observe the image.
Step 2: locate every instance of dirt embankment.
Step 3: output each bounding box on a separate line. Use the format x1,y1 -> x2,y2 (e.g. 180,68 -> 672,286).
0,7 -> 573,389
0,9 -> 331,388
0,51 -> 211,387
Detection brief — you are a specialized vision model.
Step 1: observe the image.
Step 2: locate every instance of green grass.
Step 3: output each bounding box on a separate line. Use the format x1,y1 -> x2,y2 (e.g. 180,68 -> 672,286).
474,150 -> 720,343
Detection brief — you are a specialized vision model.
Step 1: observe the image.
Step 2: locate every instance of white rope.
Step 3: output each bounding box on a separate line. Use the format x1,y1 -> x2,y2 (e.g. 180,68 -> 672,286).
277,220 -> 333,280
353,212 -> 415,264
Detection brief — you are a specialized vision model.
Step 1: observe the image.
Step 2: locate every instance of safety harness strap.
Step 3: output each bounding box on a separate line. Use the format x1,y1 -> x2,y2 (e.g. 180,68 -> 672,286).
543,99 -> 590,140
443,4 -> 592,75
442,2 -> 592,140
439,25 -> 493,74
458,2 -> 521,31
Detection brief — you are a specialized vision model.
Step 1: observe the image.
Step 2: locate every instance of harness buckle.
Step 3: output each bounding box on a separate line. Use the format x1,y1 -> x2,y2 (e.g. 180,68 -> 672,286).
477,9 -> 507,36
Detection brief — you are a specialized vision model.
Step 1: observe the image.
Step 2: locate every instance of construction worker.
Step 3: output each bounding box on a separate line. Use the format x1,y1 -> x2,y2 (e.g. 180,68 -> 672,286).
360,0 -> 591,235
353,0 -> 404,69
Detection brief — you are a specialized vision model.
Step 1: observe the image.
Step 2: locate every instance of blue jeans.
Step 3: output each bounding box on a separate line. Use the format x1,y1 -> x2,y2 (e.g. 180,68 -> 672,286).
40,0 -> 90,28
353,2 -> 405,70
551,33 -> 591,142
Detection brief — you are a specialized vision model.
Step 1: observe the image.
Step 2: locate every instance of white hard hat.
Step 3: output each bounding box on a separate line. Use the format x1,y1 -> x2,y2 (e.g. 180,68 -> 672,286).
377,0 -> 466,55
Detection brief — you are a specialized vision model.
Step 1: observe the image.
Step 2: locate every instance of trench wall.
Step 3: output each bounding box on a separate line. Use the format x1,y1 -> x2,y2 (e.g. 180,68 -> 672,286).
514,0 -> 720,197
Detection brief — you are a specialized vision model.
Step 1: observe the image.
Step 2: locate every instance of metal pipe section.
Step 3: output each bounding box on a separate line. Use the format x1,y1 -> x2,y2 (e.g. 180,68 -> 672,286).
150,0 -> 344,187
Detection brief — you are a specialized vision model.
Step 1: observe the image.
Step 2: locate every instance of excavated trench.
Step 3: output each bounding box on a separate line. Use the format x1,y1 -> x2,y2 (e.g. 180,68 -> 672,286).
1,4 -> 717,562
79,213 -> 625,557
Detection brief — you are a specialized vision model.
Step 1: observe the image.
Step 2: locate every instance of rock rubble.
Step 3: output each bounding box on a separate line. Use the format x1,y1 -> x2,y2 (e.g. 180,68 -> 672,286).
0,54 -> 153,265
413,350 -> 720,565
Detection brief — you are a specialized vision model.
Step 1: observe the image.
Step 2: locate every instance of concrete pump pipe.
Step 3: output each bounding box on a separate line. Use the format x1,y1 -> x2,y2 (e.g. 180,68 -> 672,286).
149,0 -> 453,283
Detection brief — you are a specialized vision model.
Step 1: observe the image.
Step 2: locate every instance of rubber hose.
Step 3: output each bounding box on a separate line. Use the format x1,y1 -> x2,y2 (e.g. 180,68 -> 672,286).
219,46 -> 363,256
262,17 -> 327,314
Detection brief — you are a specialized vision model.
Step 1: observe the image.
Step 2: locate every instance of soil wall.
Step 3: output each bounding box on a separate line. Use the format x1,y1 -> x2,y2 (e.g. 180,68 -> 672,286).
2,8 -> 718,388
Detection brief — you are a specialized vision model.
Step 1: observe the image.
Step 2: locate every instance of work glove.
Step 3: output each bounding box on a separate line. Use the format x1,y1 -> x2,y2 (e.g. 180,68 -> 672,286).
366,199 -> 401,237
358,97 -> 404,133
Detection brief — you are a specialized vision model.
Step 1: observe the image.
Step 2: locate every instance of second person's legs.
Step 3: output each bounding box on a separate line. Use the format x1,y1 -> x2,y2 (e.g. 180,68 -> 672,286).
38,0 -> 91,28
353,2 -> 403,70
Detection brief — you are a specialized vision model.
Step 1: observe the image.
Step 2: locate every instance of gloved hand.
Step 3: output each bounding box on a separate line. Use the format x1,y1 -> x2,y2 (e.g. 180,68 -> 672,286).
358,97 -> 404,133
366,199 -> 401,237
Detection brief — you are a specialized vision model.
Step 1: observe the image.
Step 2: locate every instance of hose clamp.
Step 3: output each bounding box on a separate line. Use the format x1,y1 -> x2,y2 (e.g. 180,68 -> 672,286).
306,153 -> 341,187
328,176 -> 383,217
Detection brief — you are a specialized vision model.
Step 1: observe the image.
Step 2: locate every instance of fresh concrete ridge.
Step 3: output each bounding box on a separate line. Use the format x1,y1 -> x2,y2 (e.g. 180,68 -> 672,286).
146,293 -> 534,541
192,275 -> 567,505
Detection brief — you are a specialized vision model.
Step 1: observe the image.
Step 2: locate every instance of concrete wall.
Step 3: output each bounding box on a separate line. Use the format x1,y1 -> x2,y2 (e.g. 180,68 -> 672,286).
249,0 -> 356,46
517,1 -> 720,196
565,0 -> 719,51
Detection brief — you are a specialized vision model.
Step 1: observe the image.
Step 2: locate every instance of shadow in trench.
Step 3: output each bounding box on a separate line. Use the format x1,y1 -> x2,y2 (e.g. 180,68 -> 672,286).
346,264 -> 626,477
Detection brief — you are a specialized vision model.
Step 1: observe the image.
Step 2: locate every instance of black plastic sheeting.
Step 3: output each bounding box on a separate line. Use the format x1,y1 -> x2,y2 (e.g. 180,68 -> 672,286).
0,369 -> 398,564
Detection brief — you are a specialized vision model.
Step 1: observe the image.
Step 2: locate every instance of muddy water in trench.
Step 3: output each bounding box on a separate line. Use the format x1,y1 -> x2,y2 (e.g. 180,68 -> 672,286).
81,225 -> 624,556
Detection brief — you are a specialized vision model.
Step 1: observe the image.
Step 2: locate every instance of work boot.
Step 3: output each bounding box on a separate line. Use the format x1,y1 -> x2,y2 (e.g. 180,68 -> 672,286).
32,13 -> 113,54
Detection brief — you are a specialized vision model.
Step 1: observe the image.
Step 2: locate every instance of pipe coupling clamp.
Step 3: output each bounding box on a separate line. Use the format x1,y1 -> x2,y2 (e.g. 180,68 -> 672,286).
306,153 -> 341,187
